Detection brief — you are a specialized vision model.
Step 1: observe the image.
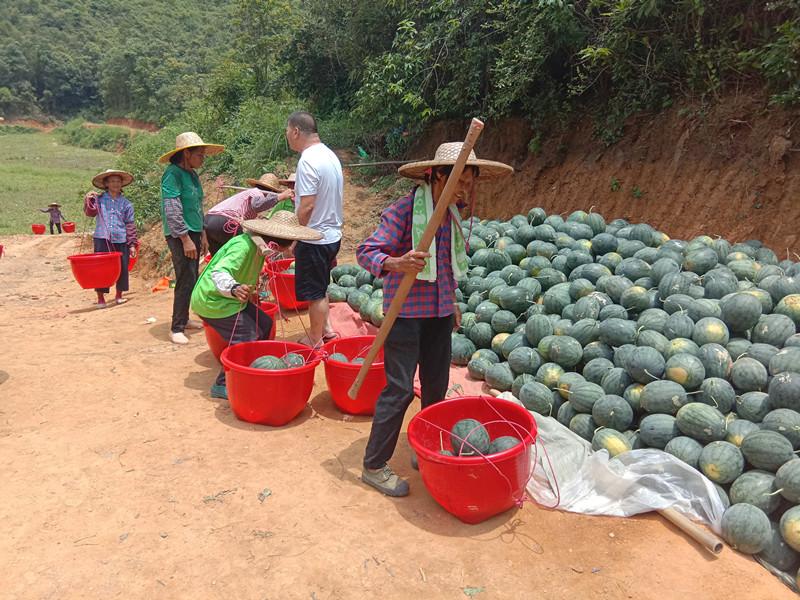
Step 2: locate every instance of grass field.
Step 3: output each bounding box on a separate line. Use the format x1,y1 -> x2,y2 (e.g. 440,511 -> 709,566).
0,130 -> 115,235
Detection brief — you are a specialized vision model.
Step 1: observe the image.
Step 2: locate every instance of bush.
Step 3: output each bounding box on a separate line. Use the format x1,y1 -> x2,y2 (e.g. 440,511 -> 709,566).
56,118 -> 138,152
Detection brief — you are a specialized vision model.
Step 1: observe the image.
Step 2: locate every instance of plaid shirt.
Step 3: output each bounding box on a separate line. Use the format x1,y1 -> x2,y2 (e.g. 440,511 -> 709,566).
357,187 -> 456,319
93,192 -> 136,244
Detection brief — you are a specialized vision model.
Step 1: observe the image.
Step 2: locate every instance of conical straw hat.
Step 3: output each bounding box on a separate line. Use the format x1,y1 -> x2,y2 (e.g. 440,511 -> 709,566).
241,211 -> 322,242
398,142 -> 513,180
245,173 -> 285,193
158,132 -> 225,164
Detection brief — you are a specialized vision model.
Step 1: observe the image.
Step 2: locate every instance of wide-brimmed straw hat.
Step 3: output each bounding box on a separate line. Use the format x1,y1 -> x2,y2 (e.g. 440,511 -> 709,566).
398,142 -> 513,181
278,173 -> 296,187
92,169 -> 134,189
241,211 -> 323,242
158,132 -> 225,164
245,173 -> 285,193
48,202 -> 61,207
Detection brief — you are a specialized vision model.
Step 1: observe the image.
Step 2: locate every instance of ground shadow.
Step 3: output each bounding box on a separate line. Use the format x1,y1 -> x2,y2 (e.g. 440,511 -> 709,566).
310,390 -> 373,423
320,434 -> 370,489
0,370 -> 8,386
194,349 -> 218,369
213,401 -> 313,432
318,433 -> 509,537
148,322 -> 173,342
184,370 -> 216,392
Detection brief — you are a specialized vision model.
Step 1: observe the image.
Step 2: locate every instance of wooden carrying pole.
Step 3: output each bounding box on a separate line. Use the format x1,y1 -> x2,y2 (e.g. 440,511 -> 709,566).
348,118 -> 485,399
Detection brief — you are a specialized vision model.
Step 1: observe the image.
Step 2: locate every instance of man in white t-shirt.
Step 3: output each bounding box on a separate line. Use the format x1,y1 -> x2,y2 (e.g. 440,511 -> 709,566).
285,111 -> 344,347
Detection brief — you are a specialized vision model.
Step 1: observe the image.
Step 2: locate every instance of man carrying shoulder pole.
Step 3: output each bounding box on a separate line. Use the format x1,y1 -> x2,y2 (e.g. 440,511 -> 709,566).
356,142 -> 513,497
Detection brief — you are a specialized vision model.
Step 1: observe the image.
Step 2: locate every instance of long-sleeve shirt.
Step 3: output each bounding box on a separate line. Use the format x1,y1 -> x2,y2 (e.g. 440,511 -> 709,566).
160,163 -> 204,237
208,188 -> 279,220
356,187 -> 456,319
40,207 -> 64,223
85,192 -> 137,245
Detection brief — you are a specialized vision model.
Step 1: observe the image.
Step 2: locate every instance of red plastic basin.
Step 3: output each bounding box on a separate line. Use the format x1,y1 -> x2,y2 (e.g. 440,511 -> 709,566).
267,258 -> 309,311
322,336 -> 385,415
204,302 -> 280,361
32,224 -> 45,235
67,252 -> 122,289
220,340 -> 319,426
62,221 -> 76,233
407,396 -> 537,524
128,242 -> 140,271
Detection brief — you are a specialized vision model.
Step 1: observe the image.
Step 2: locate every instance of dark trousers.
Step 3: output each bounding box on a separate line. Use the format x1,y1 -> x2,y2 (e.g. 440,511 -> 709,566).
166,231 -> 202,333
203,303 -> 273,386
204,213 -> 241,256
50,222 -> 62,234
363,315 -> 454,469
93,238 -> 129,294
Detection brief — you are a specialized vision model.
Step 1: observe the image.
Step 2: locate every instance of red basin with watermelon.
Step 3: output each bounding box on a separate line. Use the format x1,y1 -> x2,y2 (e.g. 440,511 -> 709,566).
220,340 -> 319,426
407,396 -> 537,524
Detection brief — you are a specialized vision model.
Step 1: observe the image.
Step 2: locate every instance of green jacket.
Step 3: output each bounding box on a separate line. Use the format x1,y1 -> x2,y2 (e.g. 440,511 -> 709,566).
191,235 -> 265,319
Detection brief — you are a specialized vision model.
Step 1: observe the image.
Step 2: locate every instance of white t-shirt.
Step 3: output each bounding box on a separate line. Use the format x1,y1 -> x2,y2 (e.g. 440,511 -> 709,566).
295,143 -> 344,245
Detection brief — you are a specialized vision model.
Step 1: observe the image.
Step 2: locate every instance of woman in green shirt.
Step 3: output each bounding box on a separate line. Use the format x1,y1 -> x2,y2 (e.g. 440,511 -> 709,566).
159,132 -> 225,345
191,211 -> 322,399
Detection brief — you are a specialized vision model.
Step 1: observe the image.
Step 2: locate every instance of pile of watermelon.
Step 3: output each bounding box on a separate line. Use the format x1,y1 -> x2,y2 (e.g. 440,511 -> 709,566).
250,352 -> 306,370
328,264 -> 385,327
432,207 -> 800,577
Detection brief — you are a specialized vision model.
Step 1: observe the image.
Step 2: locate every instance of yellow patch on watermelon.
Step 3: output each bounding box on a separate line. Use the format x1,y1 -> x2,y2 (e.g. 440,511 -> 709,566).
728,434 -> 744,446
667,367 -> 689,385
704,463 -> 721,480
706,322 -> 725,339
542,368 -> 561,389
604,437 -> 631,458
781,515 -> 800,551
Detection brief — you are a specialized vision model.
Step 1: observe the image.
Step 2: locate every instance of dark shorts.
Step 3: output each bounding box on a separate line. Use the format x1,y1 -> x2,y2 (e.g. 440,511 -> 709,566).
294,240 -> 340,301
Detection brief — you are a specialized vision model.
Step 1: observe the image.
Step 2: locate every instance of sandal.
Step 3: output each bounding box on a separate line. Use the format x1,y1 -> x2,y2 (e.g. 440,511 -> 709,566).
322,332 -> 340,342
296,335 -> 323,349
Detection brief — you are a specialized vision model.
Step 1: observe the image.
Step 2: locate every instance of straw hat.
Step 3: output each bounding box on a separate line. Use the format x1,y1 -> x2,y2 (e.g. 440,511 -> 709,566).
92,169 -> 134,189
398,142 -> 513,181
241,211 -> 323,242
157,132 -> 225,164
48,202 -> 61,207
279,173 -> 296,187
245,173 -> 285,193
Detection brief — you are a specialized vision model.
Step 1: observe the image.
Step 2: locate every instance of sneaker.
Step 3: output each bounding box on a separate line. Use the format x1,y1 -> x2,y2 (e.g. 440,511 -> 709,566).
95,302 -> 107,310
115,298 -> 128,305
185,319 -> 203,330
361,464 -> 410,497
410,450 -> 419,471
170,331 -> 189,345
210,384 -> 228,400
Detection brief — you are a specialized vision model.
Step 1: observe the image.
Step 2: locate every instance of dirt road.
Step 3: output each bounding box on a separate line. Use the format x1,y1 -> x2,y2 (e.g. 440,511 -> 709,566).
0,233 -> 792,600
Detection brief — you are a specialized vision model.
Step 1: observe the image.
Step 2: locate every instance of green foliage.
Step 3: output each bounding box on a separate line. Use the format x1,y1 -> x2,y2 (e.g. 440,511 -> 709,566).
56,119 -> 140,152
740,2 -> 800,106
0,0 -> 233,121
114,125 -> 187,226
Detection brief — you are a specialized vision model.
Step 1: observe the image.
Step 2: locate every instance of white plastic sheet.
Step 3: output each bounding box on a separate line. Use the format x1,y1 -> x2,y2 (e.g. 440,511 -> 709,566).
495,394 -> 726,531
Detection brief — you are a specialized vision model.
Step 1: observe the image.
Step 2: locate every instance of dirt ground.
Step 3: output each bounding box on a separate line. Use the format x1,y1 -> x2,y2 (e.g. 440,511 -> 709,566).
0,230 -> 793,600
